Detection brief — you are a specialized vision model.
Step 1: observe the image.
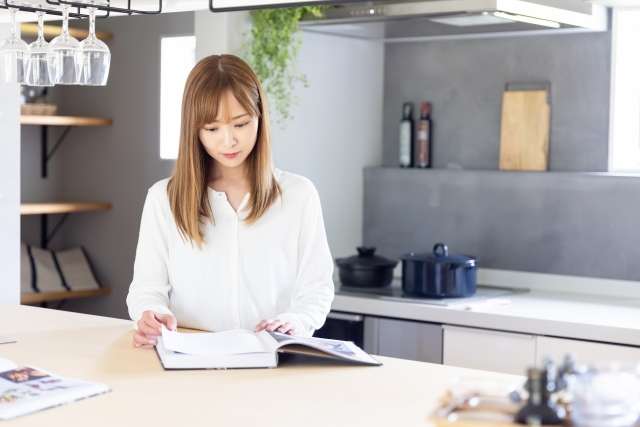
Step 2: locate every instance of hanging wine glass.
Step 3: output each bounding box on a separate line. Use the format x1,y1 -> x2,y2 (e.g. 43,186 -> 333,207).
26,8 -> 56,86
47,3 -> 82,85
78,0 -> 110,86
0,6 -> 29,84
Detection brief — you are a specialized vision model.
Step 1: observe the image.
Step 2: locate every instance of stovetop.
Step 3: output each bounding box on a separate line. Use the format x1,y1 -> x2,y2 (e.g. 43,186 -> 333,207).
336,281 -> 529,307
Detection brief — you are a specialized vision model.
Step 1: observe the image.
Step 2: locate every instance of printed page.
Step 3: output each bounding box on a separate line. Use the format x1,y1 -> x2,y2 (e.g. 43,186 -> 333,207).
269,333 -> 381,365
0,359 -> 17,374
161,326 -> 272,356
0,366 -> 109,420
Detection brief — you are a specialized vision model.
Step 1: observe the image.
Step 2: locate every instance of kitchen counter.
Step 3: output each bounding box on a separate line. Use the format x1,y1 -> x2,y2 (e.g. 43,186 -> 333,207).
332,286 -> 640,346
0,303 -> 522,426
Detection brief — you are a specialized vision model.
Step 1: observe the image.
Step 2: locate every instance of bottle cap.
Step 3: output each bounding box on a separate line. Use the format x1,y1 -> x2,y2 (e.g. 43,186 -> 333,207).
403,103 -> 413,119
421,102 -> 431,117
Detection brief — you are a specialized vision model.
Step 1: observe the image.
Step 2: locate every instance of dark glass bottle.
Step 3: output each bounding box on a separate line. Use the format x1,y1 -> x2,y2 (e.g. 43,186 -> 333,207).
416,102 -> 432,168
399,103 -> 414,168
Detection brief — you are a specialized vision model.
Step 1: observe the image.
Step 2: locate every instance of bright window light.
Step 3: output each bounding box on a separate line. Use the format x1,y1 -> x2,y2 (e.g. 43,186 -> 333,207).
609,9 -> 640,172
160,36 -> 196,160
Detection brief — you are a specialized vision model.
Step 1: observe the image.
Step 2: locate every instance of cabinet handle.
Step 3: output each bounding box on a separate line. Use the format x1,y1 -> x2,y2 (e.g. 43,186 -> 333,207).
443,324 -> 534,340
327,312 -> 364,322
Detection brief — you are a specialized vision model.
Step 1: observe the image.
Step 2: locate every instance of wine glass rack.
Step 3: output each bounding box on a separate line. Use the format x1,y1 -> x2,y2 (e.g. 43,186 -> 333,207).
0,0 -> 161,18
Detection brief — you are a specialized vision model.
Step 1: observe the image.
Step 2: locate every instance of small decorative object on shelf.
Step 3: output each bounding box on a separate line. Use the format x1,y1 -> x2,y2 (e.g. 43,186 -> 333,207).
19,204 -> 113,307
20,87 -> 57,116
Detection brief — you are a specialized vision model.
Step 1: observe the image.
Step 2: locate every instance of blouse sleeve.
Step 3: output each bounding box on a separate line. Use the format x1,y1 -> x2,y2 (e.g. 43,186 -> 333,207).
126,186 -> 175,328
275,186 -> 335,337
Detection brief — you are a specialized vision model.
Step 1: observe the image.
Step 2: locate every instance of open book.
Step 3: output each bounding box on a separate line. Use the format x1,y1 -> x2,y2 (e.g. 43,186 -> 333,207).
0,358 -> 110,420
156,326 -> 382,369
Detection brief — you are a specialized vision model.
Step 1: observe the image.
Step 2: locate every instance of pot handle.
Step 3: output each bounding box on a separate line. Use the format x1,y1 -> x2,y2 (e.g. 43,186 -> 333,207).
433,243 -> 448,257
357,246 -> 376,257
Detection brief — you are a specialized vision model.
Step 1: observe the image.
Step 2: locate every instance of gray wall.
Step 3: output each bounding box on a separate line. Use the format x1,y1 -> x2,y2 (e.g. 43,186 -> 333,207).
382,30 -> 611,171
365,28 -> 638,281
21,12 -> 193,318
364,168 -> 640,281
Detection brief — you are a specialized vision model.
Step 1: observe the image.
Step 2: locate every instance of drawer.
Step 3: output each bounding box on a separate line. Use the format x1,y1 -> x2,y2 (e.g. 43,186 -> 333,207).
364,317 -> 442,364
443,325 -> 536,375
537,336 -> 640,365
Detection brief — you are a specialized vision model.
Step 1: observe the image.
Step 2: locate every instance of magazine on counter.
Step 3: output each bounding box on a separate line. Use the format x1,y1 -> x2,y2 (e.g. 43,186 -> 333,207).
156,326 -> 382,369
0,358 -> 110,420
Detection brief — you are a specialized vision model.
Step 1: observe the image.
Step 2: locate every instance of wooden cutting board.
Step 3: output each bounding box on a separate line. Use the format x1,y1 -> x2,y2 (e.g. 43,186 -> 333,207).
499,89 -> 550,171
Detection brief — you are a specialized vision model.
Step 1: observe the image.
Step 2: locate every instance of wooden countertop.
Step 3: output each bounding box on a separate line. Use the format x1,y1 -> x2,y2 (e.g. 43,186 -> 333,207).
0,303 -> 523,426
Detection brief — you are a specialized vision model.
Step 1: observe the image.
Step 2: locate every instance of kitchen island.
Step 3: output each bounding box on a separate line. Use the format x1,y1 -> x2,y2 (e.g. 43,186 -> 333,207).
0,303 -> 522,426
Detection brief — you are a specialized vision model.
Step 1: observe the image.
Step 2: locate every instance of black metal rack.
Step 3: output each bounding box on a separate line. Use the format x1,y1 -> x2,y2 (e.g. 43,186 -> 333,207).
0,0 -> 161,18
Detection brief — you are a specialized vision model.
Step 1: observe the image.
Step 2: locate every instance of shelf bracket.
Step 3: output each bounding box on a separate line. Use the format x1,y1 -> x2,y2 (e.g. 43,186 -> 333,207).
41,125 -> 72,178
40,213 -> 70,249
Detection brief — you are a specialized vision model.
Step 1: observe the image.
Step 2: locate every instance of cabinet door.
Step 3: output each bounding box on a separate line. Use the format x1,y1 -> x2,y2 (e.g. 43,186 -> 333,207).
364,317 -> 442,364
443,325 -> 536,375
537,336 -> 640,365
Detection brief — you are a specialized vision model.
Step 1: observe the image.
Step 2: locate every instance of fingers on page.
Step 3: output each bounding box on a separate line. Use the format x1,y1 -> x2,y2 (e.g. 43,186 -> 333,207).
254,319 -> 270,332
155,313 -> 177,331
267,320 -> 283,332
278,322 -> 292,334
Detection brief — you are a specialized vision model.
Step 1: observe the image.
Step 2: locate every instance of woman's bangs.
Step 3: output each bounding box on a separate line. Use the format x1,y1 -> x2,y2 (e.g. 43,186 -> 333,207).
195,82 -> 224,128
230,84 -> 261,120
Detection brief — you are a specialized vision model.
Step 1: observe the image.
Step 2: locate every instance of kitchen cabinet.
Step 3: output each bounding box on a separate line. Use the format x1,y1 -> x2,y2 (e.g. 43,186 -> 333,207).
443,325 -> 536,375
364,317 -> 442,364
536,336 -> 640,365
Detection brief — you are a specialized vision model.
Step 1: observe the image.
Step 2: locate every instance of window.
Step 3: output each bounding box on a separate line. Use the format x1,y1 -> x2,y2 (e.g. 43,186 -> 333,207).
160,36 -> 196,160
609,9 -> 640,172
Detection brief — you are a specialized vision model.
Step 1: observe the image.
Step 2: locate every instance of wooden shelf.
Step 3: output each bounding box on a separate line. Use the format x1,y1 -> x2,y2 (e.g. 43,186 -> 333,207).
20,202 -> 112,215
20,23 -> 114,41
20,115 -> 113,126
21,287 -> 111,305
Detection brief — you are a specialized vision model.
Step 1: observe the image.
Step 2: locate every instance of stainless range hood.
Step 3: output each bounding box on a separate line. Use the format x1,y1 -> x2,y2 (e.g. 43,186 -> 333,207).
299,0 -> 608,41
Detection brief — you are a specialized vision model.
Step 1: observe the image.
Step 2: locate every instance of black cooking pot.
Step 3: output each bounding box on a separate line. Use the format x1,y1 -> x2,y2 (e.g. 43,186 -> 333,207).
401,243 -> 479,298
336,247 -> 398,288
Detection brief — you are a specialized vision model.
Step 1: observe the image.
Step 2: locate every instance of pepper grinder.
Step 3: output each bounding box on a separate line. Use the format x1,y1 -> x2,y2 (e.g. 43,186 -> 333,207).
516,360 -> 566,425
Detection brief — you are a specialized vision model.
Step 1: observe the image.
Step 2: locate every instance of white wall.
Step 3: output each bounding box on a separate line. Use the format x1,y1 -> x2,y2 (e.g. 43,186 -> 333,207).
270,32 -> 384,259
0,23 -> 21,305
195,10 -> 250,59
196,16 -> 385,259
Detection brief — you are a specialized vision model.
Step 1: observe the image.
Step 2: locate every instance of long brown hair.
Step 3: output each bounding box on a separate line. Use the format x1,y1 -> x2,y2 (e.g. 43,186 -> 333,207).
167,54 -> 281,248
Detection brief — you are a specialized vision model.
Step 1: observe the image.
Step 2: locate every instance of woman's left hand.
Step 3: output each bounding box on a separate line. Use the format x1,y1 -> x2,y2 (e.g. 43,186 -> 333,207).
254,319 -> 295,335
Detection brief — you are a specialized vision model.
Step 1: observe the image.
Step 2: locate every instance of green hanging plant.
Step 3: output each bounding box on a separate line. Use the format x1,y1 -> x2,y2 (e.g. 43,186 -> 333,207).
246,6 -> 330,125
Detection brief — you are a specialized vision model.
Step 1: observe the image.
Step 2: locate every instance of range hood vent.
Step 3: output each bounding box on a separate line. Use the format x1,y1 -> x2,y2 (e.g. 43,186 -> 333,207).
299,0 -> 608,40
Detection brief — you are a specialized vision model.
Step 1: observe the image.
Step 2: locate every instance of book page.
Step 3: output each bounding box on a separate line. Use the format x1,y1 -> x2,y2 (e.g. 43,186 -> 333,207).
269,333 -> 381,365
161,326 -> 272,356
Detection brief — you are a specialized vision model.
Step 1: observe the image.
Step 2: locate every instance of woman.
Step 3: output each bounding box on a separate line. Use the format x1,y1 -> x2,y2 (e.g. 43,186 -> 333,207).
127,55 -> 334,348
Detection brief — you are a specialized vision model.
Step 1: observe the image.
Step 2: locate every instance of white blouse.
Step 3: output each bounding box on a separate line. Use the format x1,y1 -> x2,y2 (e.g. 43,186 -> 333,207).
126,169 -> 335,337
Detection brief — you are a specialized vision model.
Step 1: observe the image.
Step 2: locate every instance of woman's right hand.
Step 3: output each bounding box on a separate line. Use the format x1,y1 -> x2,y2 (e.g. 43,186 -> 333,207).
132,311 -> 177,349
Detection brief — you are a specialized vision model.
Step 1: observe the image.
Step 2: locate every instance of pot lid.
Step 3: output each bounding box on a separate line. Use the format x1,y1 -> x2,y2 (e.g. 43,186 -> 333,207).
336,247 -> 398,270
401,243 -> 477,266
